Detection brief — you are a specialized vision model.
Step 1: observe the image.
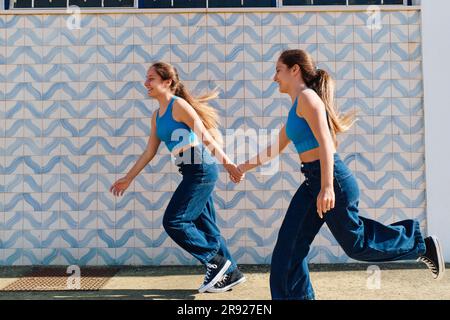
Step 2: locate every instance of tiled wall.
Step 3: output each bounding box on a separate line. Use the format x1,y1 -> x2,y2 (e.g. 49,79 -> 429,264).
0,10 -> 424,265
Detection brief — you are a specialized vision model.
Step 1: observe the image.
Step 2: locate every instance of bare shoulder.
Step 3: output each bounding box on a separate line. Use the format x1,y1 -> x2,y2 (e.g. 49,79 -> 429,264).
172,97 -> 195,121
297,89 -> 323,116
298,88 -> 321,106
173,97 -> 192,113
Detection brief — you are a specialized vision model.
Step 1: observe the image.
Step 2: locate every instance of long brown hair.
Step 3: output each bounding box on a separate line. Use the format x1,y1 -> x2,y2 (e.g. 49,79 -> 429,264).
150,62 -> 222,143
279,49 -> 357,147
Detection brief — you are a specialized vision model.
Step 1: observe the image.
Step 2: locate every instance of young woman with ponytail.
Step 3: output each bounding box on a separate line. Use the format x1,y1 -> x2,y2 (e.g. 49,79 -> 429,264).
237,49 -> 445,300
110,62 -> 246,293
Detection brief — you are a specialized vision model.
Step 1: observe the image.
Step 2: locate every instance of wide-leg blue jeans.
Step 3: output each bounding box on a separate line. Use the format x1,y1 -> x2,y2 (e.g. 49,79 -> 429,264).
162,145 -> 237,272
270,153 -> 426,300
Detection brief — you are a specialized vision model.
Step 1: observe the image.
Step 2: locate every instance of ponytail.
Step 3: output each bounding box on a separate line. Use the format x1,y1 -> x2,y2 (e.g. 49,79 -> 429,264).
310,68 -> 356,147
151,62 -> 223,144
279,50 -> 357,148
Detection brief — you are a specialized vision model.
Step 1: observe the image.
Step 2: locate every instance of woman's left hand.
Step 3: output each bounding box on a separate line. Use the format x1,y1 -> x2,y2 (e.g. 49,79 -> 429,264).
316,185 -> 335,219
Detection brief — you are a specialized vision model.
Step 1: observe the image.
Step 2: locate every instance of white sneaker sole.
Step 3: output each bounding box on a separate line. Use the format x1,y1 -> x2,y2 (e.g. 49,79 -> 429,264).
430,235 -> 445,280
206,276 -> 247,293
198,260 -> 232,293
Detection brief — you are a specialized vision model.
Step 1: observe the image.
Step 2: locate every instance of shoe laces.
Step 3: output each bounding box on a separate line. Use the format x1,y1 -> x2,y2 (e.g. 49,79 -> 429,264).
204,263 -> 218,283
418,256 -> 438,276
215,274 -> 229,288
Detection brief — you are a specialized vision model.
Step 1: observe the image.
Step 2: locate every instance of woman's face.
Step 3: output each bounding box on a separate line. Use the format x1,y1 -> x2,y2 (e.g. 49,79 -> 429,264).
273,60 -> 298,94
144,67 -> 171,98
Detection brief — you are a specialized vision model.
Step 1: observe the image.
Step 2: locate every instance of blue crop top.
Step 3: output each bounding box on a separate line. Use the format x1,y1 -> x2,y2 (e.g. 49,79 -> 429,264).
155,96 -> 198,152
285,96 -> 320,154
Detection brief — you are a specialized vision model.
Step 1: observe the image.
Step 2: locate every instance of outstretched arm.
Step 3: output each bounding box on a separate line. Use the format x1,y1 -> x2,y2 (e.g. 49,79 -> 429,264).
125,112 -> 161,181
238,125 -> 290,173
110,112 -> 161,196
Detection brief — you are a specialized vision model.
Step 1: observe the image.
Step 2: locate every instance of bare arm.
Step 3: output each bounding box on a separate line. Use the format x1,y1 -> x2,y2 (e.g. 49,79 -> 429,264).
299,90 -> 335,188
110,112 -> 161,196
174,99 -> 233,166
125,112 -> 161,180
300,89 -> 336,217
239,125 -> 291,172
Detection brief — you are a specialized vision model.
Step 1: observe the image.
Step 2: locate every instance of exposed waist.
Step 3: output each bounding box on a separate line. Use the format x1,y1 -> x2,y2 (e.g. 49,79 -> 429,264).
300,153 -> 352,179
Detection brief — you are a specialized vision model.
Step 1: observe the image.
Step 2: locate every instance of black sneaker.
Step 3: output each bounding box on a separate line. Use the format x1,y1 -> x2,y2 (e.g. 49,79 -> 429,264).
206,268 -> 246,293
417,236 -> 445,280
198,254 -> 231,293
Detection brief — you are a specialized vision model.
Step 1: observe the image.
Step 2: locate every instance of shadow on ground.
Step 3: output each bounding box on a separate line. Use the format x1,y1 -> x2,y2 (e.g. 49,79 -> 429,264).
1,263 -> 449,300
0,263 -> 437,278
0,289 -> 199,300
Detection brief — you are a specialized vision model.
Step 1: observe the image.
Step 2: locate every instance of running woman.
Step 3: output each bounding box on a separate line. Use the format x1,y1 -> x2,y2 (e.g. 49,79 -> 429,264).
110,62 -> 246,293
237,49 -> 445,300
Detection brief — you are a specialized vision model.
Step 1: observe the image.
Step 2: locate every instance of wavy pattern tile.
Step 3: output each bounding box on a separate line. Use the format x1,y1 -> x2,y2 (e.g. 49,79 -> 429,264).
0,10 -> 425,266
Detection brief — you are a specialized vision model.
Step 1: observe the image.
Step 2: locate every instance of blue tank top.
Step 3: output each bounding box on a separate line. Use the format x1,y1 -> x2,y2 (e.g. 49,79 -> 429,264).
155,96 -> 198,152
285,96 -> 320,154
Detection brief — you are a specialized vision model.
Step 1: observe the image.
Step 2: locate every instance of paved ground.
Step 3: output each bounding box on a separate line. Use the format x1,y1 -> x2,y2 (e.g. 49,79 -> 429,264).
0,263 -> 449,300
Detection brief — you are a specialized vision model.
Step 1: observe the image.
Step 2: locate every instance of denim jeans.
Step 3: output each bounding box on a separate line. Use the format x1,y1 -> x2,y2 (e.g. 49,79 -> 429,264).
270,153 -> 426,300
163,145 -> 237,272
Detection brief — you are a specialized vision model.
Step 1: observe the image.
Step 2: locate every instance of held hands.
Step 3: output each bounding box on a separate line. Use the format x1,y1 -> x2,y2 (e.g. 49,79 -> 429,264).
110,176 -> 132,197
316,185 -> 335,219
237,163 -> 249,175
227,163 -> 253,184
224,163 -> 245,184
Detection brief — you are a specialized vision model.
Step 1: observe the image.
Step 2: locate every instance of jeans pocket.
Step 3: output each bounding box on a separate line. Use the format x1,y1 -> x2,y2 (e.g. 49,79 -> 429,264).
333,160 -> 353,181
334,173 -> 360,204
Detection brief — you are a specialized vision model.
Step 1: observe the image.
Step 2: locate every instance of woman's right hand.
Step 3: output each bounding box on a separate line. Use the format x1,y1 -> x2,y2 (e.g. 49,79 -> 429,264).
110,176 -> 132,197
224,163 -> 244,184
